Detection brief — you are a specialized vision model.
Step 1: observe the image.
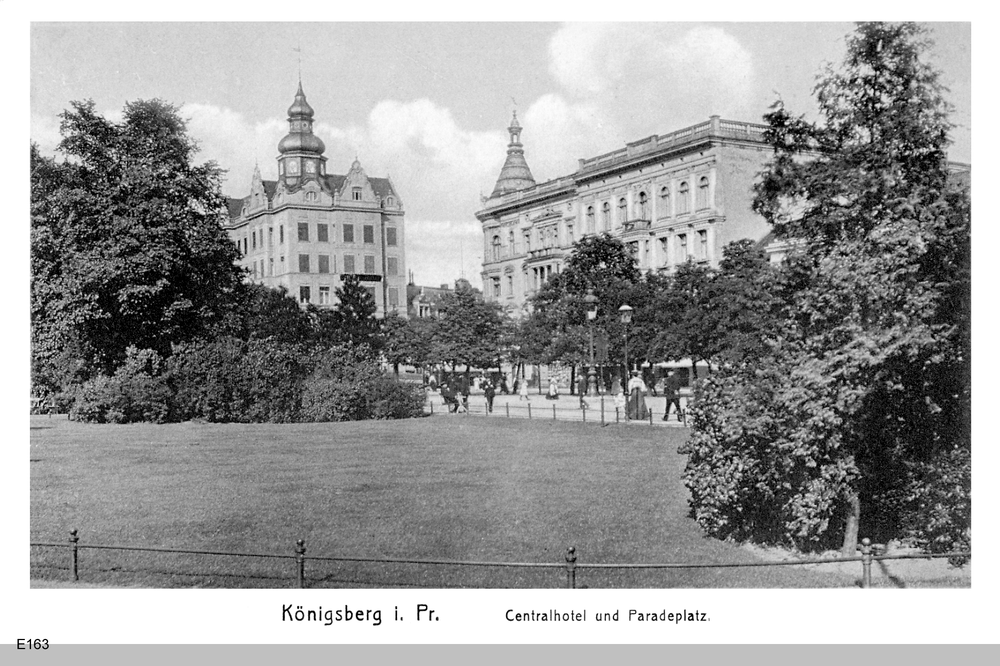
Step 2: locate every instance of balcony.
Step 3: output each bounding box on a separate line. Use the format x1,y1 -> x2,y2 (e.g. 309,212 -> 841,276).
524,247 -> 565,266
621,218 -> 651,233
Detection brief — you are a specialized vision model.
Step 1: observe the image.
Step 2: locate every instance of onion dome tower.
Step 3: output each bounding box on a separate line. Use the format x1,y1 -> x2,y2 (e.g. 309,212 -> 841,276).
490,111 -> 536,198
277,79 -> 327,187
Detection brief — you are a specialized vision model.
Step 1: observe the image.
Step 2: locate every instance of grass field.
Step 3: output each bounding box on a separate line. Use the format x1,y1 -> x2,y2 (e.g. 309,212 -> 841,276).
29,415 -> 964,588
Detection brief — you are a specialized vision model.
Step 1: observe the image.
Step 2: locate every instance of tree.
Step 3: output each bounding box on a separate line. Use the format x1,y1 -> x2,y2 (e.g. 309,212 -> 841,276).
684,23 -> 970,556
380,312 -> 431,377
31,100 -> 244,393
429,282 -> 505,372
238,284 -> 314,344
313,275 -> 381,353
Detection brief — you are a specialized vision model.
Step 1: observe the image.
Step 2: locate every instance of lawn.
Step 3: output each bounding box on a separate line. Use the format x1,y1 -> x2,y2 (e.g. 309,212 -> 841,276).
30,415 -> 871,588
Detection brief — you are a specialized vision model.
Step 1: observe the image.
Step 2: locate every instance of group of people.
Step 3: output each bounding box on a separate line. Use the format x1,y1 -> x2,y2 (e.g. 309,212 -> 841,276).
436,368 -> 685,421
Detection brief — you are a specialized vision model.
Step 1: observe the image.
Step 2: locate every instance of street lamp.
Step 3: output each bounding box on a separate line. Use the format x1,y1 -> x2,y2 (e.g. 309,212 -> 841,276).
619,304 -> 633,420
584,289 -> 599,396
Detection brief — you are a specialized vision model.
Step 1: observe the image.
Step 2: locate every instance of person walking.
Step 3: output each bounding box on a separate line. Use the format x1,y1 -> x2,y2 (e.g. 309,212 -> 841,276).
577,372 -> 589,411
546,377 -> 559,400
611,374 -> 626,416
518,376 -> 530,401
662,370 -> 683,421
459,374 -> 471,413
483,378 -> 496,414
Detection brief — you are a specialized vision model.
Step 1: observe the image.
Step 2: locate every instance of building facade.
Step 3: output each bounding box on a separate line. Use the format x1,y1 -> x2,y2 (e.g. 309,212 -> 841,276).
225,83 -> 407,316
476,114 -> 776,312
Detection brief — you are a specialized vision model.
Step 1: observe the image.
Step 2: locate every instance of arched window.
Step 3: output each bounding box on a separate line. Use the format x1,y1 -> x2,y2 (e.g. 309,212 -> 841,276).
586,206 -> 595,233
638,191 -> 648,220
659,186 -> 671,218
697,176 -> 710,210
678,181 -> 690,214
508,230 -> 515,249
602,202 -> 611,231
618,198 -> 627,226
491,235 -> 501,261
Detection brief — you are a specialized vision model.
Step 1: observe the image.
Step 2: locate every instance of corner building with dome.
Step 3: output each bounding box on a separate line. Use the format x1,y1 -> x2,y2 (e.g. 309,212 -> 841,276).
476,113 -> 777,314
225,82 -> 407,316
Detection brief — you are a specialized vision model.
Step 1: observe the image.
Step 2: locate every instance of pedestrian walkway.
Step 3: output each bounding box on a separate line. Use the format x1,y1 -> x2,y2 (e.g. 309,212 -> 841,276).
424,390 -> 689,427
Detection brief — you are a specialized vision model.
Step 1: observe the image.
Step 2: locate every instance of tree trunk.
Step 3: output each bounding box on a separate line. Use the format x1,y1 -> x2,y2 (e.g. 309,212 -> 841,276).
691,359 -> 698,380
570,365 -> 576,395
393,362 -> 400,379
841,491 -> 861,557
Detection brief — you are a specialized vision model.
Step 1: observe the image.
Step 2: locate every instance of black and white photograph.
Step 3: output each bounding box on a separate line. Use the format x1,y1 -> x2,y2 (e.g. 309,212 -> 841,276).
11,8 -> 989,647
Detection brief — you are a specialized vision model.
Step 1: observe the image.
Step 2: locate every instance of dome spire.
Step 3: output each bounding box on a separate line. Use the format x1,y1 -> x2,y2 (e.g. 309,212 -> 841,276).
490,110 -> 535,198
278,80 -> 325,156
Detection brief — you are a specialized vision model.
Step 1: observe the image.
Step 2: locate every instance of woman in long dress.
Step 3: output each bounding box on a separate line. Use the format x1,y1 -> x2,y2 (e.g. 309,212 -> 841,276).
611,375 -> 626,416
627,370 -> 649,420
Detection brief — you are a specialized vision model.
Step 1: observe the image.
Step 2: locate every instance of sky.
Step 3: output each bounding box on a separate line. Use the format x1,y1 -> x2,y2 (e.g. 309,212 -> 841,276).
29,21 -> 971,290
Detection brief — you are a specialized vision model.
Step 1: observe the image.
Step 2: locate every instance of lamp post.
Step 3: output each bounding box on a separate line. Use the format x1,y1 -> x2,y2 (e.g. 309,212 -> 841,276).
584,289 -> 599,396
619,304 -> 633,421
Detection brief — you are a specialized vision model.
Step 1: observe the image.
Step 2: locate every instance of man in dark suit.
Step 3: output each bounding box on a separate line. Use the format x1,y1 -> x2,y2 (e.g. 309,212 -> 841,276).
662,370 -> 683,421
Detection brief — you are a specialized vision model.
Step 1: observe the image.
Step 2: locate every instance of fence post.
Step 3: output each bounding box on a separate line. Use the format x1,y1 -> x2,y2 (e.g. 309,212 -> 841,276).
528,403 -> 532,419
506,403 -> 510,418
429,400 -> 434,415
69,529 -> 79,582
860,538 -> 872,589
615,407 -> 620,423
582,405 -> 586,423
296,539 -> 306,588
565,546 -> 577,589
649,410 -> 653,426
553,404 -> 557,421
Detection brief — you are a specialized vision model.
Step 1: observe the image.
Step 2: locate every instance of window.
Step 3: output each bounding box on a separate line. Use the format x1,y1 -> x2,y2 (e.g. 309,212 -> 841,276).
523,231 -> 531,252
388,287 -> 399,308
364,255 -> 376,274
352,187 -> 362,201
492,277 -> 501,298
299,286 -> 311,304
317,224 -> 329,242
280,225 -> 284,243
386,227 -> 397,246
698,229 -> 709,260
363,225 -> 374,244
318,255 -> 330,274
676,234 -> 688,263
319,286 -> 331,305
251,262 -> 257,279
506,275 -> 513,296
602,202 -> 611,230
343,224 -> 354,243
638,191 -> 648,220
288,160 -> 299,175
344,255 -> 355,274
618,198 -> 627,226
298,254 -> 310,273
659,186 -> 671,218
567,225 -> 574,245
387,257 -> 399,276
659,237 -> 668,265
269,258 -> 274,276
298,223 -> 309,242
242,237 -> 247,255
697,176 -> 710,210
586,206 -> 595,233
252,231 -> 256,250
678,181 -> 690,214
268,227 -> 273,246
491,235 -> 501,261
508,230 -> 514,249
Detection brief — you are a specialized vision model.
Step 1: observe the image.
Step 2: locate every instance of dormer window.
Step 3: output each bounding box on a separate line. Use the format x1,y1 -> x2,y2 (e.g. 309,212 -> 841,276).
287,160 -> 299,175
305,160 -> 316,174
352,188 -> 362,201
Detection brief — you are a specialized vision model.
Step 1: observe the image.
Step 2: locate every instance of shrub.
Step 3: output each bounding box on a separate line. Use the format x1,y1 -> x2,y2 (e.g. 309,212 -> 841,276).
69,348 -> 171,423
167,338 -> 311,423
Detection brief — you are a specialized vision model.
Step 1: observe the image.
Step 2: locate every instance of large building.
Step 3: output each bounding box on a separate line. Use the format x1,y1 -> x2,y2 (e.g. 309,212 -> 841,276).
225,82 -> 407,316
476,113 -> 776,312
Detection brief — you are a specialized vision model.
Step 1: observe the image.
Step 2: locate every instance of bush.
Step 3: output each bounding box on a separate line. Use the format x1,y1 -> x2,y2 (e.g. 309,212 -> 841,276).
167,338 -> 311,423
69,348 -> 171,423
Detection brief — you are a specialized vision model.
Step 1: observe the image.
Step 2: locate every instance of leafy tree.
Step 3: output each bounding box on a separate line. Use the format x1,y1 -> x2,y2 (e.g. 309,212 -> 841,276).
31,100 -> 244,392
684,23 -> 970,556
429,282 -> 505,372
237,284 -> 314,344
313,275 -> 381,353
380,311 -> 431,377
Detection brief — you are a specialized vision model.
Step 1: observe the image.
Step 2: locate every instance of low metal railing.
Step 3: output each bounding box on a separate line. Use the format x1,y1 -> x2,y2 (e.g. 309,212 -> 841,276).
31,531 -> 968,589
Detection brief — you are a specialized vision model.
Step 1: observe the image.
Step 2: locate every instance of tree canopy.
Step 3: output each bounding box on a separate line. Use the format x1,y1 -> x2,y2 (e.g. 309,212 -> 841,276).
31,99 -> 244,394
683,22 -> 970,556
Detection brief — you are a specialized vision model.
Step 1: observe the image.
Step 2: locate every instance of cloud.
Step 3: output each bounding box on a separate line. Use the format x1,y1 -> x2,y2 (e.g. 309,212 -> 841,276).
29,113 -> 62,154
548,23 -> 756,136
